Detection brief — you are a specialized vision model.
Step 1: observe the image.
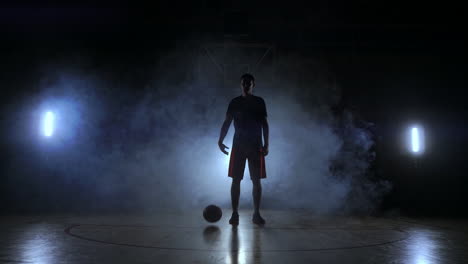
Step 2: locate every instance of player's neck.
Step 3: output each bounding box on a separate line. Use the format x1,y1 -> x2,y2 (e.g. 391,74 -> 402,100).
242,92 -> 253,97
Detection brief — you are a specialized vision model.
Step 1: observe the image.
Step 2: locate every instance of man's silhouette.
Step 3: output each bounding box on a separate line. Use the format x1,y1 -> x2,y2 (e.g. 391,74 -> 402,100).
218,73 -> 269,226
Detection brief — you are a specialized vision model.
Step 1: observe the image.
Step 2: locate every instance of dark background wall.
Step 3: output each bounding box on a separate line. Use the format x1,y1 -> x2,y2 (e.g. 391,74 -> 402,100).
0,3 -> 466,215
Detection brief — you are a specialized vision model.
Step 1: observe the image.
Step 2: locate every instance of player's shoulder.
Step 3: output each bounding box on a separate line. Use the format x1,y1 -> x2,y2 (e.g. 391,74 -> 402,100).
253,95 -> 266,103
230,96 -> 243,103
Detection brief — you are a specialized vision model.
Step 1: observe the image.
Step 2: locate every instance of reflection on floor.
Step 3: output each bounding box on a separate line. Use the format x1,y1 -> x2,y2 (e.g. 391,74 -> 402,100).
1,210 -> 467,263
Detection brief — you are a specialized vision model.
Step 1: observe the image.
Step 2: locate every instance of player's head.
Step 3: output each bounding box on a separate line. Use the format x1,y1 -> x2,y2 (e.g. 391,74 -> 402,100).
240,73 -> 255,95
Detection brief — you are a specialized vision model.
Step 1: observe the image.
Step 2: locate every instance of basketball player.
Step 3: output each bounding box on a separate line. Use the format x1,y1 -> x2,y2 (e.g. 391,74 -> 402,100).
218,73 -> 269,226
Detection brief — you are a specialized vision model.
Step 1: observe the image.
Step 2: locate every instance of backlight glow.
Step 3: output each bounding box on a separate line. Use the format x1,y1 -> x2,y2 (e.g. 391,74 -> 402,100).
411,127 -> 420,153
43,111 -> 55,137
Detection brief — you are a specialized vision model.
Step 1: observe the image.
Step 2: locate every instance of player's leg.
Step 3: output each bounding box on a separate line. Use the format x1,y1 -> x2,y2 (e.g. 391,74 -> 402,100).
231,177 -> 241,214
229,177 -> 241,225
251,177 -> 262,215
248,149 -> 266,225
228,146 -> 246,226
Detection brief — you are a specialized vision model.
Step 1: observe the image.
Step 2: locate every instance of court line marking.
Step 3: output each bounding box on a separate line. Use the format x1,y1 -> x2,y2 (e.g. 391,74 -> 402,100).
64,223 -> 410,252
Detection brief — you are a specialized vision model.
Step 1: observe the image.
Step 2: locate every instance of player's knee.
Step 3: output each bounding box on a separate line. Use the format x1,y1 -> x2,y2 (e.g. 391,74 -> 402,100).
232,178 -> 242,186
252,178 -> 261,189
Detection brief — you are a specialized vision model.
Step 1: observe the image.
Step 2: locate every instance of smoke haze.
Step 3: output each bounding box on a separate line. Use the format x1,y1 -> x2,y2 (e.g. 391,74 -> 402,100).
1,45 -> 390,215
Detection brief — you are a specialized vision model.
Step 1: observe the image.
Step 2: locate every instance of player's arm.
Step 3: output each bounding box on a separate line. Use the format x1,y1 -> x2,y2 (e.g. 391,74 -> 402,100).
261,98 -> 269,156
218,114 -> 233,155
262,117 -> 269,156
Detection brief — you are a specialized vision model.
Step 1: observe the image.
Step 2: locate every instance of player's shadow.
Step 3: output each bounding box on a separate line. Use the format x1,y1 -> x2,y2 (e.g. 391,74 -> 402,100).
252,227 -> 262,262
229,226 -> 262,264
230,227 -> 240,264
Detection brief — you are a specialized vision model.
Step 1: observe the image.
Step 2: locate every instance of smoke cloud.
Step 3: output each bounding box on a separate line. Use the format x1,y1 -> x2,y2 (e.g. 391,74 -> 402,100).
2,45 -> 390,215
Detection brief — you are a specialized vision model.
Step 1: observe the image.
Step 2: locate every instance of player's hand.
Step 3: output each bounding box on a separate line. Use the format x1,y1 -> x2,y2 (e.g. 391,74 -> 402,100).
218,141 -> 229,155
261,145 -> 269,156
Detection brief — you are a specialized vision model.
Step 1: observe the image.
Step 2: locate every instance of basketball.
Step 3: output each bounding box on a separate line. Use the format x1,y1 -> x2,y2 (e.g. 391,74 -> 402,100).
203,205 -> 222,223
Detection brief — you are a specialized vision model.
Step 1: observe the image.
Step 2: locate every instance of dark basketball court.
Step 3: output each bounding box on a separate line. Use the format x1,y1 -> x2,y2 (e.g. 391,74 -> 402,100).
1,3 -> 467,264
2,211 -> 468,263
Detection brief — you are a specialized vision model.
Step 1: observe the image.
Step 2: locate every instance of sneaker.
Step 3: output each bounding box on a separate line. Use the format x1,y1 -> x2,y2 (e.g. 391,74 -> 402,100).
252,213 -> 266,225
229,212 -> 239,226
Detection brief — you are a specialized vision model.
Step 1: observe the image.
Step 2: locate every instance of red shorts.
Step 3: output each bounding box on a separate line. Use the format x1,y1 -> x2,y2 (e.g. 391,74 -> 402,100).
228,145 -> 266,180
